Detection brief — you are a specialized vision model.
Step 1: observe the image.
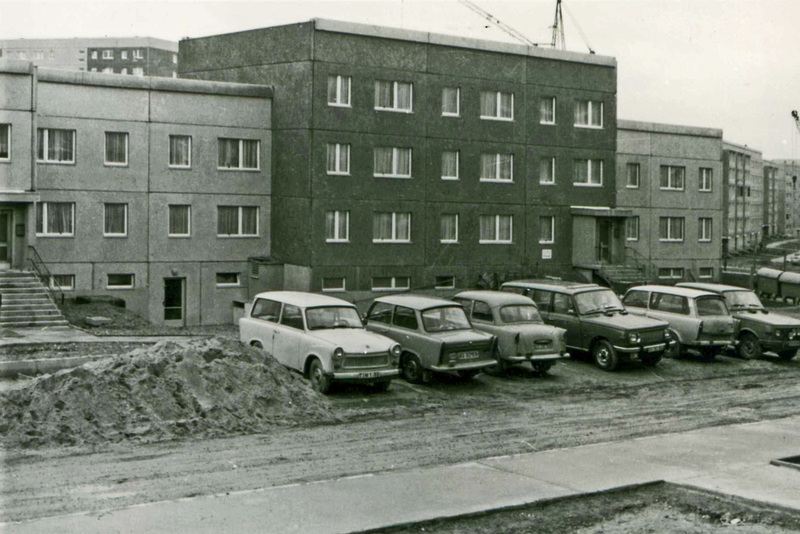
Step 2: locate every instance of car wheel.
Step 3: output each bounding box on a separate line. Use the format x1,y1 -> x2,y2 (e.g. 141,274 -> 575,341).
778,348 -> 798,361
738,334 -> 762,360
640,353 -> 662,367
457,369 -> 481,380
698,347 -> 720,362
401,353 -> 425,384
531,361 -> 553,375
592,340 -> 619,371
308,358 -> 332,394
251,341 -> 263,350
665,332 -> 682,359
372,380 -> 391,392
484,359 -> 508,376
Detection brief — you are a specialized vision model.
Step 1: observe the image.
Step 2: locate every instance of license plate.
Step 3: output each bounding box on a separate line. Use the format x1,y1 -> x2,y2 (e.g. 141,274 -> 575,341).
457,350 -> 480,360
644,345 -> 661,353
355,372 -> 380,379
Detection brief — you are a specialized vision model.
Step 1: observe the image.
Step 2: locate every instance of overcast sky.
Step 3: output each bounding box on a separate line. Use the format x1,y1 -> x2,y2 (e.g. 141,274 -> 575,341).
2,0 -> 799,160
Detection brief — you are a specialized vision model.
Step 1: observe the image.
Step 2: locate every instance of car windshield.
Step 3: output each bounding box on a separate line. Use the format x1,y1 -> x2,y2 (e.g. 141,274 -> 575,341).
421,306 -> 472,332
724,290 -> 765,310
575,289 -> 624,315
696,297 -> 730,317
305,306 -> 364,330
499,305 -> 543,324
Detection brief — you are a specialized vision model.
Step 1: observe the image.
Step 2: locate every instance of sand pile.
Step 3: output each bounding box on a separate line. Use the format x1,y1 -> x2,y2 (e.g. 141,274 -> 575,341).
0,338 -> 336,448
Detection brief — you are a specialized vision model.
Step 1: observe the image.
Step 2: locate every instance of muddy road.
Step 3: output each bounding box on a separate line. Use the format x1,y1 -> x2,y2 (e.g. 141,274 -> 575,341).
3,351 -> 800,523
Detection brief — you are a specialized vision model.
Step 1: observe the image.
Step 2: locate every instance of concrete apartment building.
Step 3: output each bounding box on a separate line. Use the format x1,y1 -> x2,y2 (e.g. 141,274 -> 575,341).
723,141 -> 764,253
0,61 -> 272,325
762,161 -> 784,236
616,120 -> 723,282
0,38 -> 179,77
772,159 -> 800,238
180,19 -> 622,302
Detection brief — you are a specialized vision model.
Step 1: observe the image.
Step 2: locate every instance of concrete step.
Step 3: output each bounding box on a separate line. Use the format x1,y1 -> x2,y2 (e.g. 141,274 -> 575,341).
0,319 -> 69,327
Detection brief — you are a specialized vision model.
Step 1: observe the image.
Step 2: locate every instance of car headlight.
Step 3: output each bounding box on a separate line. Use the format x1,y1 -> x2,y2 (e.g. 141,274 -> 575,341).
332,347 -> 345,370
664,330 -> 672,340
627,332 -> 640,344
792,329 -> 800,340
389,344 -> 401,365
775,329 -> 783,338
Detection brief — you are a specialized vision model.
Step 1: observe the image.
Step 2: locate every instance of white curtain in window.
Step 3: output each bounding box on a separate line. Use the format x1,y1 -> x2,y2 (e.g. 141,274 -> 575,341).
327,76 -> 337,103
481,154 -> 496,179
241,207 -> 258,235
36,129 -> 44,160
499,93 -> 513,118
373,212 -> 392,240
442,151 -> 457,178
498,215 -> 512,241
49,203 -> 73,234
575,102 -> 589,125
218,139 -> 238,168
540,97 -> 554,122
339,77 -> 350,104
590,102 -> 602,126
242,140 -> 258,169
169,205 -> 189,235
396,212 -> 410,240
540,158 -> 554,182
674,167 -> 684,189
499,154 -> 513,179
442,87 -> 458,114
480,92 -> 496,116
375,81 -> 392,108
440,214 -> 457,241
374,147 -> 393,175
337,212 -> 348,240
660,167 -> 670,188
36,203 -> 43,233
325,211 -> 336,240
397,82 -> 412,110
105,133 -> 127,164
104,204 -> 126,234
626,217 -> 638,240
50,129 -> 73,161
337,145 -> 349,173
396,148 -> 411,176
479,215 -> 494,241
574,160 -> 588,183
170,136 -> 190,166
539,216 -> 553,242
218,206 -> 238,235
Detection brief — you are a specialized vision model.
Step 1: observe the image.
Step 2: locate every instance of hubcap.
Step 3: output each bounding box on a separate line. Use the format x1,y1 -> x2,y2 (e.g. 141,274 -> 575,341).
596,348 -> 609,366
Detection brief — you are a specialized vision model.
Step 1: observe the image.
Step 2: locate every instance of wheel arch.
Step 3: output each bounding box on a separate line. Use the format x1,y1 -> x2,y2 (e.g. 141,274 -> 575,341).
303,353 -> 325,377
738,328 -> 759,340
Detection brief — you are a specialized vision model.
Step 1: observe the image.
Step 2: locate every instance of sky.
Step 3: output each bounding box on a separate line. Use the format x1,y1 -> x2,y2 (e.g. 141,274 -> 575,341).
2,0 -> 799,160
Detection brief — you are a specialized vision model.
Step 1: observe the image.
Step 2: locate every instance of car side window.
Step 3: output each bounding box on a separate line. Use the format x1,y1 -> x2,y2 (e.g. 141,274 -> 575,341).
651,293 -> 689,315
367,302 -> 394,324
471,301 -> 493,322
251,298 -> 281,322
280,304 -> 305,330
452,298 -> 472,315
552,293 -> 573,314
393,306 -> 419,330
623,291 -> 648,309
531,290 -> 552,313
502,286 -> 526,295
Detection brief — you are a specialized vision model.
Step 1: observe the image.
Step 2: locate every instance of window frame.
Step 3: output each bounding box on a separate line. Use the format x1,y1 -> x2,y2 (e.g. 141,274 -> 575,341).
573,159 -> 603,187
539,156 -> 555,185
373,147 -> 412,179
215,272 -> 241,288
50,274 -> 75,291
372,212 -> 412,243
325,210 -> 350,243
574,100 -> 604,129
657,268 -> 684,281
36,202 -> 75,237
371,276 -> 411,292
104,131 -> 129,167
327,75 -> 352,107
539,96 -> 556,125
699,267 -> 714,279
0,123 -> 10,162
326,143 -> 351,175
102,49 -> 113,60
626,163 -> 640,188
699,217 -> 713,242
168,204 -> 191,237
217,138 -> 260,171
216,206 -> 259,238
480,90 -> 514,121
660,165 -> 686,191
103,203 -> 128,237
626,216 -> 640,242
107,273 -> 135,289
441,150 -> 459,180
168,135 -> 192,169
434,275 -> 456,290
441,87 -> 460,117
37,128 -> 76,164
374,80 -> 414,113
659,216 -> 685,242
440,213 -> 459,244
133,49 -> 144,60
479,214 -> 513,244
699,167 -> 713,192
321,277 -> 347,293
539,215 -> 555,245
479,153 -> 514,183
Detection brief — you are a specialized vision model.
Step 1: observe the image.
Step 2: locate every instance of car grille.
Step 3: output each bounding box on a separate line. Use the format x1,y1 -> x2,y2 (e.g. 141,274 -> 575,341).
342,353 -> 390,369
639,329 -> 665,344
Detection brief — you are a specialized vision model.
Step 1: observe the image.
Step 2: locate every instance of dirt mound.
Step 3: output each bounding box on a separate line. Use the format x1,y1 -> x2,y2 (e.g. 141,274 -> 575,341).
0,338 -> 336,448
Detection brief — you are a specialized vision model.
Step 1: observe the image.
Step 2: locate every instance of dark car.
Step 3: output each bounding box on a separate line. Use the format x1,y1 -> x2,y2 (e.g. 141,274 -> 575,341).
500,280 -> 672,371
678,282 -> 800,361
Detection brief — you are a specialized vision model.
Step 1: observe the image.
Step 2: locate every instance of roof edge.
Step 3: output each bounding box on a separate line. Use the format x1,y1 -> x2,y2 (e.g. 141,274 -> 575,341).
618,119 -> 722,139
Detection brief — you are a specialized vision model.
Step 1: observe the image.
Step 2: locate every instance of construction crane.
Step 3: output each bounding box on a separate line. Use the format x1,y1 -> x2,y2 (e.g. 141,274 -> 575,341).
551,0 -> 565,50
793,110 -> 800,134
458,0 -> 541,47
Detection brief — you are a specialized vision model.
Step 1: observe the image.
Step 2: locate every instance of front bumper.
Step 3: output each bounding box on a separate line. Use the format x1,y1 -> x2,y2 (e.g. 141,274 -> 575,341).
687,339 -> 736,349
504,351 -> 568,363
430,360 -> 497,372
761,339 -> 800,351
614,341 -> 670,356
331,368 -> 399,382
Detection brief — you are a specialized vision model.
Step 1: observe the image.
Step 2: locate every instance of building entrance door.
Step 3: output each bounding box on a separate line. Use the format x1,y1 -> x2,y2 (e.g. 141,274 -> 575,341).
0,211 -> 11,270
596,219 -> 612,263
163,277 -> 185,327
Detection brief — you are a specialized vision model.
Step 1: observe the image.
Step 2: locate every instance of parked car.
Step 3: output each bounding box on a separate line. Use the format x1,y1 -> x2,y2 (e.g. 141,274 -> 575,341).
239,291 -> 401,393
500,280 -> 672,371
364,294 -> 496,383
452,290 -> 568,375
678,282 -> 800,361
622,285 -> 737,360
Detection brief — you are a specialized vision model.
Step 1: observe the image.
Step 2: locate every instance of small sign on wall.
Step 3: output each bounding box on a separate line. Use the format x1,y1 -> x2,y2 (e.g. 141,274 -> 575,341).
542,249 -> 552,260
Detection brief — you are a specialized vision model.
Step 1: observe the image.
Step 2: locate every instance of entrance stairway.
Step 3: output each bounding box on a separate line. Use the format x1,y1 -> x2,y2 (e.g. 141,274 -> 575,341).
597,263 -> 649,294
0,270 -> 68,327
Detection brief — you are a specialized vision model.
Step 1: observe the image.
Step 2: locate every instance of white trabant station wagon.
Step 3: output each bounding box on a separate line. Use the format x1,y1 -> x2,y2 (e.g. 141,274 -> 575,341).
240,291 -> 401,394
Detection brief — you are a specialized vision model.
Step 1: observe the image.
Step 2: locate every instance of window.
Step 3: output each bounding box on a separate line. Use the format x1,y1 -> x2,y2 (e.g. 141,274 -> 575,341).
479,214 -> 513,244
102,50 -> 113,59
37,128 -> 75,163
699,217 -> 713,242
659,217 -> 685,242
102,67 -> 113,74
280,304 -> 304,330
374,147 -> 412,178
471,300 -> 493,322
217,206 -> 258,237
120,68 -> 128,75
34,51 -> 44,60
325,210 -> 349,242
539,96 -> 556,124
132,68 -> 144,76
373,276 -> 411,292
172,54 -> 177,64
626,163 -> 640,188
251,298 -> 280,321
168,205 -> 191,236
107,274 -> 134,289
218,138 -> 259,170
440,213 -> 458,243
626,216 -> 639,241
435,275 -> 455,290
552,293 -> 573,314
103,203 -> 127,236
121,50 -> 128,59
0,124 -> 10,161
480,91 -> 514,120
169,135 -> 191,168
699,267 -> 714,279
442,87 -> 460,116
327,75 -> 351,107
700,168 -> 713,191
539,157 -> 555,184
321,277 -> 346,292
531,290 -> 552,312
622,290 -> 648,309
133,49 -> 143,60
104,132 -> 128,166
50,274 -> 75,291
441,150 -> 459,180
326,143 -> 350,175
36,202 -> 74,236
539,216 -> 555,244
18,51 -> 27,60
216,273 -> 241,287
49,50 -> 54,59
660,165 -> 685,190
574,159 -> 603,186
91,51 -> 98,59
574,100 -> 603,128
373,212 -> 411,243
480,153 -> 513,182
374,80 -> 413,112
652,293 -> 689,314
393,306 -> 418,329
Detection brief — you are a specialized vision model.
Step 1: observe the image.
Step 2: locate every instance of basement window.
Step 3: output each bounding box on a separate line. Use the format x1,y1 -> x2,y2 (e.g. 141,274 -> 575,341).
107,274 -> 134,289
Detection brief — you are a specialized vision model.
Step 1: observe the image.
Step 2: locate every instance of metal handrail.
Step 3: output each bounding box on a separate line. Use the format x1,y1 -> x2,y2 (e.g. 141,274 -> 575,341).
27,245 -> 64,306
624,246 -> 657,281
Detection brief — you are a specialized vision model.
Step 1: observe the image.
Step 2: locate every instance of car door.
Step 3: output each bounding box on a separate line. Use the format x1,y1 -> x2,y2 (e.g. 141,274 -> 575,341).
548,292 -> 583,350
365,301 -> 394,337
622,290 -> 649,316
248,297 -> 282,355
469,299 -> 499,336
648,293 -> 692,342
274,303 -> 304,371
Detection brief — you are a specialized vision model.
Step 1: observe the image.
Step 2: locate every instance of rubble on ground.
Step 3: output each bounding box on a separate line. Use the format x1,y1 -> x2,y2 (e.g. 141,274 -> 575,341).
0,338 -> 336,448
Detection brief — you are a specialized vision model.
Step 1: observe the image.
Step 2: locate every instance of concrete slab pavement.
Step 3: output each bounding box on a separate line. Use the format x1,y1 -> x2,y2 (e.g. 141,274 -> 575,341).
0,325 -> 205,346
4,416 -> 800,533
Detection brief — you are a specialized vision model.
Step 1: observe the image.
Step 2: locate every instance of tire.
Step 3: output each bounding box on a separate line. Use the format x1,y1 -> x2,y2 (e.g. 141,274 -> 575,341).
401,353 -> 425,384
531,361 -> 553,375
372,380 -> 391,392
640,353 -> 662,367
251,341 -> 263,350
308,358 -> 332,394
484,359 -> 508,376
457,369 -> 481,380
592,340 -> 619,372
778,349 -> 798,361
665,332 -> 682,359
698,347 -> 720,362
738,333 -> 762,360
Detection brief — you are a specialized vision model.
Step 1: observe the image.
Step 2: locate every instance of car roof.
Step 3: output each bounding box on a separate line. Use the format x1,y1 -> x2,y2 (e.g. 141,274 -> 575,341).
454,290 -> 535,307
252,291 -> 356,308
373,293 -> 462,310
627,285 -> 721,299
502,279 -> 602,294
676,282 -> 750,293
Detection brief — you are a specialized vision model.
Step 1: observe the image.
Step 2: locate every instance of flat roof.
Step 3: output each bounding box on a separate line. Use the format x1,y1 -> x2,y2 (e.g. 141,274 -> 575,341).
0,37 -> 178,52
723,139 -> 763,157
618,119 -> 722,139
0,60 -> 273,98
312,18 -> 616,67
